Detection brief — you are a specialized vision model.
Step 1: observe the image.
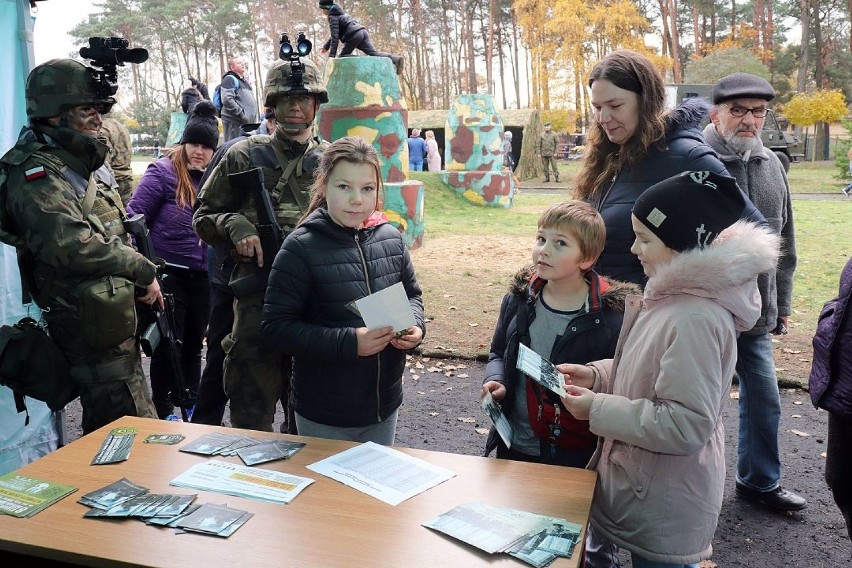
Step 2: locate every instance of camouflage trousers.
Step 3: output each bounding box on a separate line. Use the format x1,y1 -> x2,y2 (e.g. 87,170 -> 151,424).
222,292 -> 291,431
48,312 -> 156,434
541,155 -> 559,180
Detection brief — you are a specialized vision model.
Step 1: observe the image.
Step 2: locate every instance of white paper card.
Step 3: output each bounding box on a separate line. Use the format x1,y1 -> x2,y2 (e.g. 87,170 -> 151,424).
354,282 -> 416,332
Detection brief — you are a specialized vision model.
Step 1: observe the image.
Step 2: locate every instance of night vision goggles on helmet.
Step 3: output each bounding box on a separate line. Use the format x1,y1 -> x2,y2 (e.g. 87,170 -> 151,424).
278,32 -> 313,88
79,36 -> 149,100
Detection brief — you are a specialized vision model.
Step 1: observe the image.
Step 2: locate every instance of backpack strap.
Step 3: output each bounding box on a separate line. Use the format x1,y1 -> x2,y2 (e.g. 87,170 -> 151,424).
269,139 -> 317,211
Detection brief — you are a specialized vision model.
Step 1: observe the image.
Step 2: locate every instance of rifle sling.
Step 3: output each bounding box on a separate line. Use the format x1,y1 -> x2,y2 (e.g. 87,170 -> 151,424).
269,141 -> 314,211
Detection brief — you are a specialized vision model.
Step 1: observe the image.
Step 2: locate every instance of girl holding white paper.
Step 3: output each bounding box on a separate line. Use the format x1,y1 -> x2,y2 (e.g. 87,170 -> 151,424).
260,137 -> 424,444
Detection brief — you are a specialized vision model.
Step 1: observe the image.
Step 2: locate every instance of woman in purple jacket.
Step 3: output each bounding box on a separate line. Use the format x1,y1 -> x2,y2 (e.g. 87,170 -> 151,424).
809,256 -> 852,540
128,101 -> 218,419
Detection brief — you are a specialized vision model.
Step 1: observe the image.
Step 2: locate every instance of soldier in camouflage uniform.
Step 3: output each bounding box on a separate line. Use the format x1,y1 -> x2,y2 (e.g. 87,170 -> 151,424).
99,116 -> 134,204
193,57 -> 329,432
0,59 -> 160,434
538,122 -> 561,183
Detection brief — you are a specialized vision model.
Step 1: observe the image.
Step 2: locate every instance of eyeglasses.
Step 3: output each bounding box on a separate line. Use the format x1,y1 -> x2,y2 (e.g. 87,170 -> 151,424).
724,104 -> 769,118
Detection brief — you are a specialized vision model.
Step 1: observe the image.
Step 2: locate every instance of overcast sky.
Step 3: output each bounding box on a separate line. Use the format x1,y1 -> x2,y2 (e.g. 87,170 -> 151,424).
32,0 -> 96,64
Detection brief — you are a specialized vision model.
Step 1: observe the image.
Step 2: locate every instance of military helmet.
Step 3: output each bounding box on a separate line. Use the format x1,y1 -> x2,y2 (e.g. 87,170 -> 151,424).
26,59 -> 116,119
263,58 -> 329,107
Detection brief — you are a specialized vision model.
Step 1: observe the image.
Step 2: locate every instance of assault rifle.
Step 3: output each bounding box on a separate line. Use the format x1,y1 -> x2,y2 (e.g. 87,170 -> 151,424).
124,214 -> 194,421
227,168 -> 284,298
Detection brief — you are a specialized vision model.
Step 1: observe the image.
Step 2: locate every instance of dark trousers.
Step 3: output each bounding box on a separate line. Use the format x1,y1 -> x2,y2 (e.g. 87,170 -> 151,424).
149,266 -> 210,419
826,412 -> 852,541
494,435 -> 594,468
191,278 -> 233,425
339,29 -> 400,65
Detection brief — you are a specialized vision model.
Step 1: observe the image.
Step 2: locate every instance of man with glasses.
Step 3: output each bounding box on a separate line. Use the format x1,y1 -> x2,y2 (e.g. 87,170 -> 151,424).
703,73 -> 804,511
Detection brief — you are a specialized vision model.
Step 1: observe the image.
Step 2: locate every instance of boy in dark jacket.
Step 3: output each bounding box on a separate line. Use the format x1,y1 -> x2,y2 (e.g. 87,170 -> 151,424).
482,201 -> 635,466
809,256 -> 852,540
318,1 -> 403,75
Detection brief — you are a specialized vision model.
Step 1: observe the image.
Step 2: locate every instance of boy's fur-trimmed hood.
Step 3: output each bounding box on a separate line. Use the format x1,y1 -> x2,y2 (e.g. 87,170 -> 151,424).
508,266 -> 639,313
644,220 -> 781,332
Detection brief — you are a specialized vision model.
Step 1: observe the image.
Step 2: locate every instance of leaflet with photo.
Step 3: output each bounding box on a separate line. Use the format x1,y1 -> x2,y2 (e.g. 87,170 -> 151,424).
516,344 -> 567,397
78,477 -> 148,510
481,391 -> 513,448
175,503 -> 250,536
91,426 -> 138,465
0,472 -> 77,518
237,440 -> 305,466
354,282 -> 417,333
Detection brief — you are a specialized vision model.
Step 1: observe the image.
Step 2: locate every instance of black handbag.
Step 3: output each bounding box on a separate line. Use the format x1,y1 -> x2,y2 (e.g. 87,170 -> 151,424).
0,317 -> 77,421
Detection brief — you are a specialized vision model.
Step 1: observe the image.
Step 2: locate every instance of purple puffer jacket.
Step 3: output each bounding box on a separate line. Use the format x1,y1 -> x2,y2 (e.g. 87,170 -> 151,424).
809,256 -> 852,418
128,157 -> 207,272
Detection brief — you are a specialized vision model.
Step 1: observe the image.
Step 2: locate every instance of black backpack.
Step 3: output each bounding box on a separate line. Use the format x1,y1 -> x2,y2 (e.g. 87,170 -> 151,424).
0,317 -> 77,421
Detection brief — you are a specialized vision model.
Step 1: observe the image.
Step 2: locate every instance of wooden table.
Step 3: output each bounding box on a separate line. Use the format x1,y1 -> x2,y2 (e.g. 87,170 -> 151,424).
0,417 -> 596,567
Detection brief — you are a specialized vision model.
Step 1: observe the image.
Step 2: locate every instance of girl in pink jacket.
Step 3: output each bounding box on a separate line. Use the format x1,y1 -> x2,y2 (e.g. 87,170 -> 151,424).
559,171 -> 779,567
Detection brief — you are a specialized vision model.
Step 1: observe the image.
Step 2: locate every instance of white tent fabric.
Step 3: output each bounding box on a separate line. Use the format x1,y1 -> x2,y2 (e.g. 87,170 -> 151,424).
0,0 -> 59,475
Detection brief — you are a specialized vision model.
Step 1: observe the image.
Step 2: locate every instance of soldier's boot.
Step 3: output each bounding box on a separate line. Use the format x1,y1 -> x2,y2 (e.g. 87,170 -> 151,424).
555,173 -> 560,183
544,175 -> 550,183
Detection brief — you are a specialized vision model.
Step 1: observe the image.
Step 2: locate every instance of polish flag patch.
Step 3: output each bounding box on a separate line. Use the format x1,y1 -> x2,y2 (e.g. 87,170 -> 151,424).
24,166 -> 46,181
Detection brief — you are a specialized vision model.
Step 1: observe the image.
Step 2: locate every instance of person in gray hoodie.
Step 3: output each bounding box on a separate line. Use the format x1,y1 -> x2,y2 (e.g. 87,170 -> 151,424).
703,72 -> 804,512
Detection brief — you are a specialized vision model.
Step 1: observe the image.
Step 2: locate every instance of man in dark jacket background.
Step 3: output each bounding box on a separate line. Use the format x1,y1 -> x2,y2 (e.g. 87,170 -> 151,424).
318,0 -> 403,75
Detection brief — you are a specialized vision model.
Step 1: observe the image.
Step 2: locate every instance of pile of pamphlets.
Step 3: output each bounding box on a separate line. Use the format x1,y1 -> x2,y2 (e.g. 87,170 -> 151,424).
80,478 -> 251,537
423,501 -> 582,568
179,432 -> 305,465
0,472 -> 77,518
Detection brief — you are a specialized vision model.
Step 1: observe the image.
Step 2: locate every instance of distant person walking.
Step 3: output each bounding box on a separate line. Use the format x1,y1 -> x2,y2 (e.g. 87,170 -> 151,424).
502,130 -> 515,171
844,146 -> 852,196
538,122 -> 560,182
407,128 -> 427,171
425,130 -> 441,172
318,0 -> 403,75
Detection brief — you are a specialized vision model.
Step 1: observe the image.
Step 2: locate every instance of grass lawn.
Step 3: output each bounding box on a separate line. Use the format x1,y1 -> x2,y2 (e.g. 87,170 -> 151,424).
411,170 -> 851,335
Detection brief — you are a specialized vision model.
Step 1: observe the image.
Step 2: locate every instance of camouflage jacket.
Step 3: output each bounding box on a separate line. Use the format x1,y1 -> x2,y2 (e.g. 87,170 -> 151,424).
98,116 -> 134,205
0,124 -> 156,311
539,130 -> 560,156
193,131 -> 327,250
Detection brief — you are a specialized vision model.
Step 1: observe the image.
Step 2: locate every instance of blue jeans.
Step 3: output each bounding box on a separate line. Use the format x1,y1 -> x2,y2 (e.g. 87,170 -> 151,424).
735,332 -> 782,491
584,524 -> 699,568
410,160 -> 423,171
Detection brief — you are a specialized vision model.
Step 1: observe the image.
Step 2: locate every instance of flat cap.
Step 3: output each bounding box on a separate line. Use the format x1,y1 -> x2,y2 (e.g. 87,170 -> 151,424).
712,73 -> 775,104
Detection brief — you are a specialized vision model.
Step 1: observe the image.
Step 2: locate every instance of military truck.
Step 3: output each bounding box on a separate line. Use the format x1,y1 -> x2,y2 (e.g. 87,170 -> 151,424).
665,83 -> 805,171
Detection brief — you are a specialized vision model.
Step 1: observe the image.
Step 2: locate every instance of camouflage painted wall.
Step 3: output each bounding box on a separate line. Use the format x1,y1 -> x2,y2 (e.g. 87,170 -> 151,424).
442,94 -> 515,207
317,56 -> 424,248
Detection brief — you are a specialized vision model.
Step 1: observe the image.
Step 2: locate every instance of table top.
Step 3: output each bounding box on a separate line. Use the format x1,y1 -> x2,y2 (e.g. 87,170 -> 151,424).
0,416 -> 596,568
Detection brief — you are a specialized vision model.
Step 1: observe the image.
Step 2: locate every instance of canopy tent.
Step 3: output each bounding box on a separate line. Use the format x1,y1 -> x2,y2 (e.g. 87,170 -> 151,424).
407,107 -> 544,181
0,0 -> 60,475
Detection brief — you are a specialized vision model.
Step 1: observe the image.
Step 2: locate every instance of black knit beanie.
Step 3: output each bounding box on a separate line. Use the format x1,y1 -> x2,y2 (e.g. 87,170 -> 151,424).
179,100 -> 219,149
632,171 -> 746,252
319,0 -> 334,8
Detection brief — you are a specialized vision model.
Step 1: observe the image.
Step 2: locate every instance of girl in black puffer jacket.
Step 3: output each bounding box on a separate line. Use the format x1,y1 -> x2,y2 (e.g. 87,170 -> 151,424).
261,137 -> 424,445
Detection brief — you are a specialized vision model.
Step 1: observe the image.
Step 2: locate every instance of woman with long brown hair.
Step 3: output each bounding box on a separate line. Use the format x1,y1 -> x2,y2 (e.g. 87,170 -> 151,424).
129,101 -> 218,420
575,50 -> 732,286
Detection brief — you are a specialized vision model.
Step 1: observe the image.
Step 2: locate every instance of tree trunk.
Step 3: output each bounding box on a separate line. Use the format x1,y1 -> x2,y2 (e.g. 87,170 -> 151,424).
658,0 -> 671,58
511,8 -> 521,108
693,3 -> 701,55
667,0 -> 683,82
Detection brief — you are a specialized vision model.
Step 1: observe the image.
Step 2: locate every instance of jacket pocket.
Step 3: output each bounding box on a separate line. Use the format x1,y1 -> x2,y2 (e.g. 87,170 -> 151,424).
609,443 -> 657,501
77,276 -> 137,352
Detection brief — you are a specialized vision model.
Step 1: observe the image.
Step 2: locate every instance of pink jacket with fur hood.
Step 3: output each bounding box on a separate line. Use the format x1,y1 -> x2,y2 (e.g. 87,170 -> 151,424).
584,221 -> 780,564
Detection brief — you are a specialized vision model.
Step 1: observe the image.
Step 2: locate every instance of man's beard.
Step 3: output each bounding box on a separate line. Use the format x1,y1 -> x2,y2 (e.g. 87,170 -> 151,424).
722,127 -> 761,155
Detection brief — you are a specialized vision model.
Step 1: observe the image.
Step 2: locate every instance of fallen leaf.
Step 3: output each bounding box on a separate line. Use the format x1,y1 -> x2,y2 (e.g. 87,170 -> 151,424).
429,412 -> 439,417
776,367 -> 788,372
444,365 -> 456,371
821,452 -> 828,458
457,373 -> 469,379
793,401 -> 803,405
417,391 -> 425,395
442,294 -> 454,298
457,417 -> 476,423
782,348 -> 802,354
457,364 -> 468,369
698,561 -> 718,568
729,391 -> 740,399
446,387 -> 453,391
799,358 -> 811,363
415,362 -> 424,369
449,306 -> 458,310
475,428 -> 489,435
444,372 -> 454,378
424,317 -> 433,322
468,322 -> 479,327
791,414 -> 801,418
411,375 -> 420,380
422,357 -> 431,362
427,367 -> 441,373
790,429 -> 810,437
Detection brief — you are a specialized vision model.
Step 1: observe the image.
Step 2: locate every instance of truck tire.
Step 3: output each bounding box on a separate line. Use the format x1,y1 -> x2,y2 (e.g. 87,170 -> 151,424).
774,151 -> 790,172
